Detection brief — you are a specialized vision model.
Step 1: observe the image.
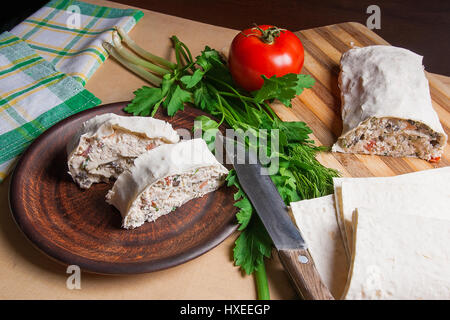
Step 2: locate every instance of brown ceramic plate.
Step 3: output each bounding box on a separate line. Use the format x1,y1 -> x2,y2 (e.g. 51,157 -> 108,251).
9,102 -> 238,274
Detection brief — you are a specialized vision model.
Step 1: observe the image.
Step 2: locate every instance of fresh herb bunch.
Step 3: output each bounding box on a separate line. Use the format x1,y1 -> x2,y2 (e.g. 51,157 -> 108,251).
104,29 -> 339,300
194,116 -> 338,300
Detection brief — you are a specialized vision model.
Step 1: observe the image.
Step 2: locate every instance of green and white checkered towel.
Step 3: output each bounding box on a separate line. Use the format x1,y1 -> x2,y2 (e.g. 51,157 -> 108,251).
11,0 -> 143,85
0,0 -> 144,182
0,32 -> 100,181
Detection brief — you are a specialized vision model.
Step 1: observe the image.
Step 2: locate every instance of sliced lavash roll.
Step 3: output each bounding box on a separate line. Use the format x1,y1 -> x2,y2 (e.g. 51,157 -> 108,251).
67,113 -> 180,189
106,138 -> 229,229
332,45 -> 447,162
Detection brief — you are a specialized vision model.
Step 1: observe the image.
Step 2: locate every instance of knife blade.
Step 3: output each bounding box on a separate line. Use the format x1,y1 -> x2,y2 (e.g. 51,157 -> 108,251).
220,136 -> 334,300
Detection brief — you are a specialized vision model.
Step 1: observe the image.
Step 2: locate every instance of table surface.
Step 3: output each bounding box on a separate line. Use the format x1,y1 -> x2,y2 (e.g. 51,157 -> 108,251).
0,0 -> 448,300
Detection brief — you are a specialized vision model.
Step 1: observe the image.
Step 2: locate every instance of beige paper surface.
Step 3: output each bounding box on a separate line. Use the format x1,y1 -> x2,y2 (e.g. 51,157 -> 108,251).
0,0 -> 296,300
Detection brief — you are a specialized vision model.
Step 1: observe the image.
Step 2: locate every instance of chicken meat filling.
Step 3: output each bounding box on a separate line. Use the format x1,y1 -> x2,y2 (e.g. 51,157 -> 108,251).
121,166 -> 227,229
337,117 -> 446,161
68,129 -> 166,188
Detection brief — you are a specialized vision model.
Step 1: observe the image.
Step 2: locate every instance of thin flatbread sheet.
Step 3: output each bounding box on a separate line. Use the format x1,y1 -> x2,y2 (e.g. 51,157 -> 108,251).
290,195 -> 349,299
343,208 -> 450,300
334,166 -> 450,259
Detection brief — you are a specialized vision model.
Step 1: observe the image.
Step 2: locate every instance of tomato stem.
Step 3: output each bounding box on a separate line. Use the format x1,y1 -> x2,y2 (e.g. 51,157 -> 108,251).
250,24 -> 286,45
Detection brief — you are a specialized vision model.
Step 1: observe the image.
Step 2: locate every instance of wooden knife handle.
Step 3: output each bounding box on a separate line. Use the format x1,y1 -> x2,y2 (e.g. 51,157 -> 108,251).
278,248 -> 334,300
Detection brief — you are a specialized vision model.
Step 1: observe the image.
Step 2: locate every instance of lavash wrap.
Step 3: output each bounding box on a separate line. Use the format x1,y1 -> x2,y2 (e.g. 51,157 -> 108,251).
67,113 -> 180,158
106,138 -> 228,224
332,45 -> 447,153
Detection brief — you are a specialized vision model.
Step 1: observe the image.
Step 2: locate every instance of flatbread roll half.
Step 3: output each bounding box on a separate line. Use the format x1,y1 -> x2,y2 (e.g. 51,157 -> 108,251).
67,113 -> 180,188
332,45 -> 447,162
106,138 -> 229,229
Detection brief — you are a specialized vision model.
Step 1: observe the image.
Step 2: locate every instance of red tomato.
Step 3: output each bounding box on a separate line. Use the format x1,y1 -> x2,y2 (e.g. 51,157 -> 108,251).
228,25 -> 304,92
429,156 -> 440,163
364,140 -> 377,152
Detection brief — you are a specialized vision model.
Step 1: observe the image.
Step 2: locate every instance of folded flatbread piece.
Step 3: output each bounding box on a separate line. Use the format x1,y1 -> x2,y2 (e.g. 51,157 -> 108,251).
67,113 -> 180,188
291,167 -> 450,300
290,195 -> 349,299
106,138 -> 229,229
343,208 -> 450,300
332,45 -> 447,161
333,167 -> 450,259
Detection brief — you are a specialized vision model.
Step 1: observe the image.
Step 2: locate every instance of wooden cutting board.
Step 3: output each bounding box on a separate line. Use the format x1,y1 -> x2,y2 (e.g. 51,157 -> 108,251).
2,0 -> 448,300
270,22 -> 449,177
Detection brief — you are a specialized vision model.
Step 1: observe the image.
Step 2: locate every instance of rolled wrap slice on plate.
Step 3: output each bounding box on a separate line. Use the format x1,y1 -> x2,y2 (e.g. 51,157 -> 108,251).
67,113 -> 180,188
106,138 -> 229,229
332,45 -> 447,161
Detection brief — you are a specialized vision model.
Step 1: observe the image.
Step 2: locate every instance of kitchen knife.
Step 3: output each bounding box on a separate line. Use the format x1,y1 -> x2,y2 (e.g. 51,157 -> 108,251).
220,136 -> 334,300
